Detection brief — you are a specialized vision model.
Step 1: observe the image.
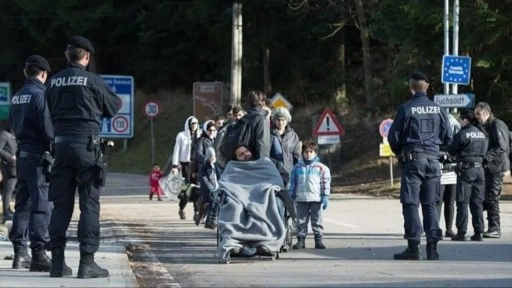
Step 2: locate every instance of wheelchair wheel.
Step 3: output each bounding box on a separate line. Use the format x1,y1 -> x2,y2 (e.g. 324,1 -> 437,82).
225,254 -> 231,264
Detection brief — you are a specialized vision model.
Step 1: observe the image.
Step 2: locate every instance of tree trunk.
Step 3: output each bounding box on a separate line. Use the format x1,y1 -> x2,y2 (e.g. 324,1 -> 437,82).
334,28 -> 347,110
354,0 -> 373,108
263,47 -> 271,96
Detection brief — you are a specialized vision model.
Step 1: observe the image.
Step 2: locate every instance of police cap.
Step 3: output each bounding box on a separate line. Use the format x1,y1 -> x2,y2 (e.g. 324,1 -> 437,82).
409,71 -> 430,83
25,55 -> 51,72
67,35 -> 95,53
459,109 -> 474,121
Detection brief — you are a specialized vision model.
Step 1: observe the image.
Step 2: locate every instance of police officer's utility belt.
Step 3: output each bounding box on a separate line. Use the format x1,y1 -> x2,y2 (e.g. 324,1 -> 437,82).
399,151 -> 438,163
18,151 -> 42,160
54,135 -> 92,145
457,162 -> 482,169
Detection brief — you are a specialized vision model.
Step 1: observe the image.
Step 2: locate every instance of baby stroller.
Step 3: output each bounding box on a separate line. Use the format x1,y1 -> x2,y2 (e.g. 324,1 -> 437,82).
215,158 -> 296,264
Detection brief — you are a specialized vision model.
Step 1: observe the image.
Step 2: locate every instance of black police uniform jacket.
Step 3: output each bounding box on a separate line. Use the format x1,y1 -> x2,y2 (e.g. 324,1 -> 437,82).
447,124 -> 488,163
481,116 -> 509,173
10,77 -> 54,154
45,63 -> 120,136
388,92 -> 453,156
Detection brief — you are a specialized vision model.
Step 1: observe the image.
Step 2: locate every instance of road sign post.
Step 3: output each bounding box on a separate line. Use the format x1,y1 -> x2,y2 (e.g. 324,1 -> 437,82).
144,100 -> 161,164
379,119 -> 395,187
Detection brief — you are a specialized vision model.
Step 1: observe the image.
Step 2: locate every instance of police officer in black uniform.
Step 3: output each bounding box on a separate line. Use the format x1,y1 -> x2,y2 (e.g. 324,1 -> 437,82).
388,71 -> 453,260
448,109 -> 487,241
8,55 -> 54,271
45,36 -> 121,278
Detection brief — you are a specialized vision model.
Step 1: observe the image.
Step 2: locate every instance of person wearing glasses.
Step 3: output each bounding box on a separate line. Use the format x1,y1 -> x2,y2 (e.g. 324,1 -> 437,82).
169,116 -> 201,220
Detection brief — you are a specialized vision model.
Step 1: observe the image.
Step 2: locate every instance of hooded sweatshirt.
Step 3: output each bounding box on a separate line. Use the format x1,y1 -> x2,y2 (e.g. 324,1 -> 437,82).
172,116 -> 201,166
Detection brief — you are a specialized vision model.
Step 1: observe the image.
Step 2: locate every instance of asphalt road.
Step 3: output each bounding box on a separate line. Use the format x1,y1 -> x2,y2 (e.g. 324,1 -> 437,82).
101,173 -> 512,288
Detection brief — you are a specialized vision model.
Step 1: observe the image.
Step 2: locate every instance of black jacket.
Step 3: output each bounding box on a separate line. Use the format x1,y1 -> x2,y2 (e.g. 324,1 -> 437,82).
448,124 -> 488,163
243,107 -> 271,160
9,77 -> 53,153
195,132 -> 214,177
388,92 -> 453,156
481,116 -> 509,173
45,62 -> 121,136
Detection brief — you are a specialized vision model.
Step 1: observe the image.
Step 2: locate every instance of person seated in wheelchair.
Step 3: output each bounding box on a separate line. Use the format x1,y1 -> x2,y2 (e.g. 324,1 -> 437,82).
216,145 -> 294,260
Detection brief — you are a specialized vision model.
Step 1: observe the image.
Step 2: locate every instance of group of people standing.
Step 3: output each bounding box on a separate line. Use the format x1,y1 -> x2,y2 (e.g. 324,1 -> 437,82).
3,36 -> 121,278
163,91 -> 331,249
388,71 -> 509,261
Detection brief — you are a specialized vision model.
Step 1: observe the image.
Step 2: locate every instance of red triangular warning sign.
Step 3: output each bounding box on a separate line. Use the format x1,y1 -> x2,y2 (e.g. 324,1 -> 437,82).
312,107 -> 345,136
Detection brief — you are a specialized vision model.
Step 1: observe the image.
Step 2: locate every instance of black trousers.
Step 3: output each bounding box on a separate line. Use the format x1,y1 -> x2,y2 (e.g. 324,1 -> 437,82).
47,142 -> 102,254
9,156 -> 51,253
483,172 -> 504,232
437,184 -> 455,231
455,166 -> 485,234
1,163 -> 16,216
399,158 -> 442,242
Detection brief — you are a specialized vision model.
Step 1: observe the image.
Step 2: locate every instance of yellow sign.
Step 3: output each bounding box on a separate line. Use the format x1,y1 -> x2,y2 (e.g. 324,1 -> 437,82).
379,142 -> 395,157
270,92 -> 293,110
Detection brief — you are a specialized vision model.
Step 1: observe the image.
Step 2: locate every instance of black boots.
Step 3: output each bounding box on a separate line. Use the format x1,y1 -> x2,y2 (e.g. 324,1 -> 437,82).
315,238 -> 326,249
12,251 -> 31,269
393,240 -> 421,260
470,233 -> 483,241
50,248 -> 73,277
77,253 -> 109,279
29,250 -> 52,272
204,203 -> 218,229
292,238 -> 305,249
451,233 -> 466,241
426,240 -> 439,260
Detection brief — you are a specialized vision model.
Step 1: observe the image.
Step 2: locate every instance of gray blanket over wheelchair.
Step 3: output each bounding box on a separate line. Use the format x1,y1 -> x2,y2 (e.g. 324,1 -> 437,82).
217,158 -> 286,260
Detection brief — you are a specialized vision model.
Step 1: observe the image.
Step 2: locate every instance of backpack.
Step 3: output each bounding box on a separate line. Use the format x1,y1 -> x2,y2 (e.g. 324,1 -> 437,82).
215,117 -> 252,167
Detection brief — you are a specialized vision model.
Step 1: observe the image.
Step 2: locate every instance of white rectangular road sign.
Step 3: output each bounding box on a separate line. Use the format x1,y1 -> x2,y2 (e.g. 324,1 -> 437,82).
99,75 -> 134,138
434,93 -> 475,108
318,135 -> 340,145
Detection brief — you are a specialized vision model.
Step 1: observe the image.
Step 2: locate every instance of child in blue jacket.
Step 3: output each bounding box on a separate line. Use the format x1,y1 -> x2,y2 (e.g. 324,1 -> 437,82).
289,139 -> 331,249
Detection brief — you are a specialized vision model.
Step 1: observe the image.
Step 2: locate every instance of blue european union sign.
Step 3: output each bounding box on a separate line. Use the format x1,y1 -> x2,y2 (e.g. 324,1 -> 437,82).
442,55 -> 471,85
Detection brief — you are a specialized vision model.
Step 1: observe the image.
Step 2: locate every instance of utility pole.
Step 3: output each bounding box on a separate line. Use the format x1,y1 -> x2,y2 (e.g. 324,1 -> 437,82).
230,3 -> 243,106
452,0 -> 460,113
443,0 -> 450,96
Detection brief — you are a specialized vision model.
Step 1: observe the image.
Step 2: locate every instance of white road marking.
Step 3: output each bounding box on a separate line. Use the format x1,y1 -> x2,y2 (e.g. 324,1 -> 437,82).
323,218 -> 358,228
